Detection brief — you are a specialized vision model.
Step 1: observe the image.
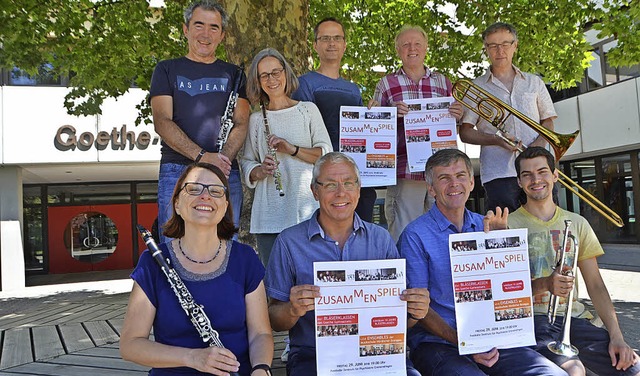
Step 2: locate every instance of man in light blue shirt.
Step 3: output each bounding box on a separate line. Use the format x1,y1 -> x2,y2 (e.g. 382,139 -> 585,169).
266,152 -> 428,376
399,148 -> 566,376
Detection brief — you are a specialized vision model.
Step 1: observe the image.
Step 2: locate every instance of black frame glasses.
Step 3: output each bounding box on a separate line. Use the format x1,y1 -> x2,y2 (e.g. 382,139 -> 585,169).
485,40 -> 516,51
258,68 -> 285,82
181,182 -> 227,198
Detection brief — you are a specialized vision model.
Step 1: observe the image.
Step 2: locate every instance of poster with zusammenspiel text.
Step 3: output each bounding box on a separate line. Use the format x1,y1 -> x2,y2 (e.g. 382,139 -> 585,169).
339,106 -> 397,187
403,97 -> 457,173
314,259 -> 407,375
449,228 -> 535,355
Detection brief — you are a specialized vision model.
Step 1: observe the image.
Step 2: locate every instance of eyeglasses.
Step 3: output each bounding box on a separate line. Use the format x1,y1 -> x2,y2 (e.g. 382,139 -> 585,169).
485,40 -> 516,51
315,179 -> 359,192
316,35 -> 345,43
258,68 -> 285,82
181,182 -> 227,198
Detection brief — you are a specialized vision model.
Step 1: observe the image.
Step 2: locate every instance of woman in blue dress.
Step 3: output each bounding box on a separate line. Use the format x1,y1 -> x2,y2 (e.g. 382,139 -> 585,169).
120,163 -> 273,375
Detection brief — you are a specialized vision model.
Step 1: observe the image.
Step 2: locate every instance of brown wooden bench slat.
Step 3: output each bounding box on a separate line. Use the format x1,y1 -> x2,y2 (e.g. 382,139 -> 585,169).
46,353 -> 150,372
108,318 -> 124,335
32,325 -> 66,361
83,321 -> 119,346
58,323 -> 94,353
0,327 -> 33,369
3,361 -> 148,376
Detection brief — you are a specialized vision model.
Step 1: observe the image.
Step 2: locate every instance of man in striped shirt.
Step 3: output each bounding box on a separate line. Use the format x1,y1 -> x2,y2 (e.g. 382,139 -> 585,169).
369,25 -> 463,241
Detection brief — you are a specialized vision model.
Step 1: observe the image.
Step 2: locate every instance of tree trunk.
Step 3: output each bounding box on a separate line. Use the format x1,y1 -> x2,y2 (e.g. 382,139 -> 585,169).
222,0 -> 310,74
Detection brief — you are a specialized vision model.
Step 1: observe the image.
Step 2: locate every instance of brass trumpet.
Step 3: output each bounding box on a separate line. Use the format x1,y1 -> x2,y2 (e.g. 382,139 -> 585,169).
453,78 -> 624,228
546,219 -> 579,356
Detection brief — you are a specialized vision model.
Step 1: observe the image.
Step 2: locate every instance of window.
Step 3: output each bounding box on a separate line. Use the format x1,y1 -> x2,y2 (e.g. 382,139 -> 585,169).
8,64 -> 62,86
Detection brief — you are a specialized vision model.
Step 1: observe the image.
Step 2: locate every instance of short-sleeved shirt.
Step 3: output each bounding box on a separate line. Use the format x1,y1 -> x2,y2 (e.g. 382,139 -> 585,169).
508,206 -> 604,318
398,204 -> 484,349
461,66 -> 557,184
132,240 -> 264,375
372,66 -> 453,181
293,71 -> 363,151
265,211 -> 398,358
149,57 -> 247,165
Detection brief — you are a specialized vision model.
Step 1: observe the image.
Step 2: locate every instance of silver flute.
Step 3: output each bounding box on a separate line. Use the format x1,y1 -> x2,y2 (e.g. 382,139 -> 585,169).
136,225 -> 240,376
260,102 -> 285,196
216,64 -> 245,153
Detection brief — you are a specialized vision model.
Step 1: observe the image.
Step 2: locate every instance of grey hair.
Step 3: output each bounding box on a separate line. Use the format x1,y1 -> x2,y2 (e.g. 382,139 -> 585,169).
395,25 -> 428,50
184,0 -> 228,31
312,152 -> 361,185
481,22 -> 518,43
246,48 -> 299,105
425,149 -> 474,186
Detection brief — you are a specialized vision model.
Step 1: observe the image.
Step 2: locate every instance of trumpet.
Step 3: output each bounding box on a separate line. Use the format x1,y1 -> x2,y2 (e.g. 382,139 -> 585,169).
453,78 -> 624,228
546,219 -> 579,356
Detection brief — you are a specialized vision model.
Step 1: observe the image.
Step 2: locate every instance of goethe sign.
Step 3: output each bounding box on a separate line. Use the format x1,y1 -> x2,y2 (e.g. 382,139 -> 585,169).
54,124 -> 160,151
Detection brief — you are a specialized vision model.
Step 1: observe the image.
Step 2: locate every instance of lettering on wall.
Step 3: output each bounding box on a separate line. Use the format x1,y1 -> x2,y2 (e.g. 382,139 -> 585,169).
54,125 -> 160,151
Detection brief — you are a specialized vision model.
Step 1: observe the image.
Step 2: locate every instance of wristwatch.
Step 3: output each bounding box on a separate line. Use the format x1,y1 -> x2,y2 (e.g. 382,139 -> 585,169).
251,363 -> 272,376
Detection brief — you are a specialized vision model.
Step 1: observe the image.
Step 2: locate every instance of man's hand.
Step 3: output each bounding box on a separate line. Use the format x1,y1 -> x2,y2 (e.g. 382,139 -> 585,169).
289,284 -> 320,318
201,152 -> 232,177
400,288 -> 430,321
608,336 -> 639,371
449,101 -> 464,121
483,207 -> 509,232
546,268 -> 574,298
367,99 -> 380,109
471,347 -> 499,368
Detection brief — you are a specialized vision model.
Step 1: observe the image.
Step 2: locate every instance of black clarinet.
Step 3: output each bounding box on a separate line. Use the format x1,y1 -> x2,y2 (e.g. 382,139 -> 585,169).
216,64 -> 245,153
136,225 -> 239,376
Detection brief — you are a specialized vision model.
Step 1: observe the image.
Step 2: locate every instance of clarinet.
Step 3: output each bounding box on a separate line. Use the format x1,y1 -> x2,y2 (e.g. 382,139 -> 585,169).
136,225 -> 239,376
216,64 -> 245,152
260,102 -> 285,196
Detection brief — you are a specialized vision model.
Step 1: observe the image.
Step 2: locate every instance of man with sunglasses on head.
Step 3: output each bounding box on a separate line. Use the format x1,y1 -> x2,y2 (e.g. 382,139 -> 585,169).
150,0 -> 249,243
265,152 -> 428,376
293,18 -> 378,223
459,22 -> 557,214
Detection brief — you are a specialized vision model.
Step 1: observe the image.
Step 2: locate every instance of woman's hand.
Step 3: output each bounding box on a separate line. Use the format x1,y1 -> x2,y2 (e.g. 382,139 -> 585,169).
268,134 -> 296,155
251,154 -> 278,183
186,347 -> 240,375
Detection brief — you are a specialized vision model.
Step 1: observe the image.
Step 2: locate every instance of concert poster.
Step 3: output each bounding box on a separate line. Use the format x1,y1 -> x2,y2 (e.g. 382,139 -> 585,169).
339,106 -> 397,187
314,259 -> 407,376
403,97 -> 458,173
449,228 -> 536,355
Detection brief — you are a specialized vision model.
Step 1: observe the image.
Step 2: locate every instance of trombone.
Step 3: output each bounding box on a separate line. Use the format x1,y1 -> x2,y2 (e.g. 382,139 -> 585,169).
546,219 -> 579,356
452,78 -> 624,228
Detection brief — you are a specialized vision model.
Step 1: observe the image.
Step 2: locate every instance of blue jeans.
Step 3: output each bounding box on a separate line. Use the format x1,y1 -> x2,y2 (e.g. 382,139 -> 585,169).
535,315 -> 640,376
157,163 -> 242,244
410,341 -> 567,376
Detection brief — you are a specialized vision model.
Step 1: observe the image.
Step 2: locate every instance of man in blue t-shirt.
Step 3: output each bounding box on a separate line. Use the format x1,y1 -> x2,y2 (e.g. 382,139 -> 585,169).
292,18 -> 378,223
398,149 -> 566,376
149,0 -> 249,243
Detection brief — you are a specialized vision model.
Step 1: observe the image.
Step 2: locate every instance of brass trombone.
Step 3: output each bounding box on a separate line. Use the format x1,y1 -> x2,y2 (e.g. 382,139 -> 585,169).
453,78 -> 624,228
546,219 -> 579,356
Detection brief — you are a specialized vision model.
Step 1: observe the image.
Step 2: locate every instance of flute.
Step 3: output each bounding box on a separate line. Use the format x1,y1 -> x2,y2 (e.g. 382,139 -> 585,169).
260,102 -> 285,196
136,225 -> 240,376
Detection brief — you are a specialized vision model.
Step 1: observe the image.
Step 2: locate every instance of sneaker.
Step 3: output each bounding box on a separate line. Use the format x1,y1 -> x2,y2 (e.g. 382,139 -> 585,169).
280,336 -> 290,363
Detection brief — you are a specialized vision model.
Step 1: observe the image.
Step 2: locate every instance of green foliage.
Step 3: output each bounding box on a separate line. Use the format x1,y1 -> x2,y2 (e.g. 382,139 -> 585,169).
308,0 -> 602,94
593,0 -> 640,68
1,0 -> 638,120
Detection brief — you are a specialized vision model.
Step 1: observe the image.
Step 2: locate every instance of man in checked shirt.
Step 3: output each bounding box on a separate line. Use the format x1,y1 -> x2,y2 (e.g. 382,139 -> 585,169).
369,25 -> 464,242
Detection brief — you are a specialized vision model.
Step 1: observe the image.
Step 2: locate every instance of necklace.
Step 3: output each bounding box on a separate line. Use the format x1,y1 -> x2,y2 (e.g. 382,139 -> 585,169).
178,238 -> 223,264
